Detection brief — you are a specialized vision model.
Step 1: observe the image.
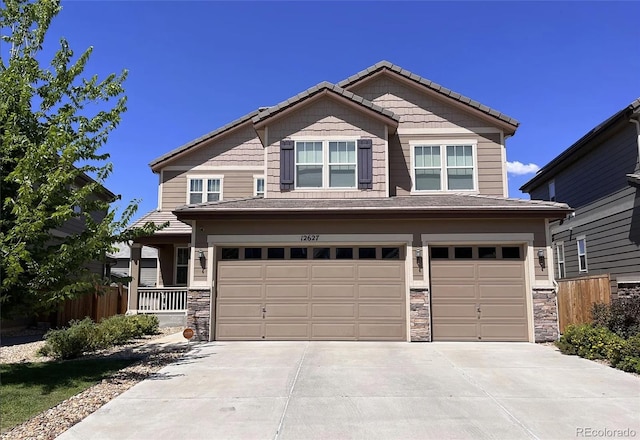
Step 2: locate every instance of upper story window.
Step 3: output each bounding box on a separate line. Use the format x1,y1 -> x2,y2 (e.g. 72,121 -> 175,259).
577,236 -> 588,272
549,180 -> 556,201
412,142 -> 476,192
295,140 -> 356,189
188,177 -> 222,204
254,176 -> 265,197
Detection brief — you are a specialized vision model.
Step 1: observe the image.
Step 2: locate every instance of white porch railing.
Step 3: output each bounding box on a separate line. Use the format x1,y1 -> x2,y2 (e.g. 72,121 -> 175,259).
138,288 -> 188,313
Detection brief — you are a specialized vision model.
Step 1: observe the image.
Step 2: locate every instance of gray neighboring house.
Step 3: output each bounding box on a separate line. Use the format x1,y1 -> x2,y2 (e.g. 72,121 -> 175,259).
521,98 -> 640,297
109,243 -> 158,287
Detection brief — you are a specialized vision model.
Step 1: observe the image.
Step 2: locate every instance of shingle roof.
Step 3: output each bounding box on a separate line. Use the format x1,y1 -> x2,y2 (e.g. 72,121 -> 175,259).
251,81 -> 399,126
149,109 -> 261,171
129,210 -> 191,235
174,194 -> 569,215
520,97 -> 640,193
337,61 -> 519,129
108,242 -> 158,259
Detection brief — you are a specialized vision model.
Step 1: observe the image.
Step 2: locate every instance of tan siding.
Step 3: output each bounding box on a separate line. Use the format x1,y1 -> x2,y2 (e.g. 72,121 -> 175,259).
194,246 -> 208,283
349,73 -> 489,129
264,96 -> 387,198
167,124 -> 264,168
161,169 -> 259,210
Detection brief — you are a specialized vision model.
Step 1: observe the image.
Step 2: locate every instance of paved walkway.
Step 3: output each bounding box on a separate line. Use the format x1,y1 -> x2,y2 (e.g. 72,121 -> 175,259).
58,341 -> 640,440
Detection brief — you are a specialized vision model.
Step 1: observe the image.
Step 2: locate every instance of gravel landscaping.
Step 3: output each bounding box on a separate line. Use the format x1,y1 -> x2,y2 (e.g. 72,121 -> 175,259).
0,327 -> 191,440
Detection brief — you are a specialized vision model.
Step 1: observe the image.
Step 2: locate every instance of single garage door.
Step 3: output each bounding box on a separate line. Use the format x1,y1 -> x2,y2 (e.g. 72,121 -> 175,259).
215,246 -> 406,341
430,245 -> 528,341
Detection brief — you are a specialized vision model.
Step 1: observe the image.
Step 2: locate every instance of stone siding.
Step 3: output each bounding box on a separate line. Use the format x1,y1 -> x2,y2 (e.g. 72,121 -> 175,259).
186,288 -> 211,341
617,282 -> 640,298
533,287 -> 558,342
410,287 -> 430,342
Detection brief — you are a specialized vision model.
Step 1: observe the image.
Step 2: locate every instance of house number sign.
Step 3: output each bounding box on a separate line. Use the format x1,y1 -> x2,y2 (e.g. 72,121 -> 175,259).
300,234 -> 320,242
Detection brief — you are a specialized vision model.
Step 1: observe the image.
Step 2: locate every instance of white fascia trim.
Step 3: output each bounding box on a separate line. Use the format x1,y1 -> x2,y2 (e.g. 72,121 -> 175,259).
500,130 -> 508,197
421,233 -> 534,243
264,126 -> 269,198
163,165 -> 263,171
398,127 -> 501,135
158,170 -> 163,210
384,125 -> 390,198
526,242 -> 535,342
189,220 -> 197,287
208,234 -> 414,245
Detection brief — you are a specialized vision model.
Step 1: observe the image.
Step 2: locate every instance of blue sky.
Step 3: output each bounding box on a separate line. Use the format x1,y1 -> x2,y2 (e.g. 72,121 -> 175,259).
42,1 -> 640,222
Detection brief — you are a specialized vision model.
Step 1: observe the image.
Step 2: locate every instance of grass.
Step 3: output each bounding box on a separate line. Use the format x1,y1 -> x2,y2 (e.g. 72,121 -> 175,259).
0,358 -> 135,432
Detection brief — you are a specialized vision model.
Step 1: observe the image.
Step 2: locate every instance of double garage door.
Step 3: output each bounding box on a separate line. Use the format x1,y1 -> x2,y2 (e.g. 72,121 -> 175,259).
215,246 -> 406,341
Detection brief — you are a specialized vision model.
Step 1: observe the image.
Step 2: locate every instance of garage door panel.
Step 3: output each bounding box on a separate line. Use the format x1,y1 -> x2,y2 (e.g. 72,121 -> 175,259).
217,304 -> 262,318
265,265 -> 309,279
266,303 -> 309,318
358,284 -> 404,299
312,323 -> 356,339
432,303 -> 477,318
478,264 -> 523,279
478,284 -> 526,300
217,323 -> 262,339
265,284 -> 309,299
432,323 -> 477,341
312,304 -> 356,318
312,265 -> 356,279
357,264 -> 403,279
217,285 -> 263,299
218,264 -> 262,279
359,304 -> 404,319
479,323 -> 528,341
311,284 -> 356,299
265,323 -> 309,339
358,323 -> 405,339
431,284 -> 476,299
432,264 -> 475,280
481,304 -> 527,319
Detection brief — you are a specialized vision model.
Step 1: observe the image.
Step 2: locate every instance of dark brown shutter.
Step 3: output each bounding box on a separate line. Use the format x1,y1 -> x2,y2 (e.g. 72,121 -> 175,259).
280,139 -> 295,190
357,138 -> 373,189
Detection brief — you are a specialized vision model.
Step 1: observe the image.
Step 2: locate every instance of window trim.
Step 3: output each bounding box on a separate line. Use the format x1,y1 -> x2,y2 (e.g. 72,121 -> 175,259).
293,137 -> 359,190
410,140 -> 478,193
186,175 -> 224,204
174,246 -> 190,286
576,236 -> 588,273
254,175 -> 265,198
556,241 -> 565,278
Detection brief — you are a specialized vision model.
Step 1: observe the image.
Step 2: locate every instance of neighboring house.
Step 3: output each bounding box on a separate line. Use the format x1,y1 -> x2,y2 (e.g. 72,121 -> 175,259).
129,61 -> 570,342
521,98 -> 640,297
108,242 -> 158,287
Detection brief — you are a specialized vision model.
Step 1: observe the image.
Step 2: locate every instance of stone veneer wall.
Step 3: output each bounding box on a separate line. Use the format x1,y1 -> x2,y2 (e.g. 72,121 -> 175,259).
617,282 -> 640,298
186,289 -> 211,341
533,287 -> 558,342
410,288 -> 430,342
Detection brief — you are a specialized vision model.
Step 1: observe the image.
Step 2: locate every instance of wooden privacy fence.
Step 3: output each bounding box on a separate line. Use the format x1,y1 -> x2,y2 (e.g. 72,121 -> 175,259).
55,284 -> 128,327
557,274 -> 611,333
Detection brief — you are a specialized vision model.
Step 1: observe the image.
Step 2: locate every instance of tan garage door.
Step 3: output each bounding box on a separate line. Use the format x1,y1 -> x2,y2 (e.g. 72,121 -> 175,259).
430,245 -> 528,342
215,246 -> 406,341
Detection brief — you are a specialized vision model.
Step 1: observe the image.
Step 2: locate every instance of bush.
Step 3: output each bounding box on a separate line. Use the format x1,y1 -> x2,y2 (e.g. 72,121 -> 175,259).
39,318 -> 99,360
95,314 -> 159,348
613,334 -> 640,374
591,297 -> 640,338
555,324 -> 620,360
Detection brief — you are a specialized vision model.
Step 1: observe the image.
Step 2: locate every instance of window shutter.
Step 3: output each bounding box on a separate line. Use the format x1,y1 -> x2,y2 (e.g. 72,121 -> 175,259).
280,140 -> 295,190
357,138 -> 373,189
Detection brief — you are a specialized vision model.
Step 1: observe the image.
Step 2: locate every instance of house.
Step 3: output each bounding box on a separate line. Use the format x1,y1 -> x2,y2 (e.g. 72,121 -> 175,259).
129,61 -> 570,342
108,242 -> 158,287
521,98 -> 640,297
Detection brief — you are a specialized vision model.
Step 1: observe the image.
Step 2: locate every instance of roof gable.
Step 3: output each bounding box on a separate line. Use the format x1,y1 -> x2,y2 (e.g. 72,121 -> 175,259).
338,61 -> 519,133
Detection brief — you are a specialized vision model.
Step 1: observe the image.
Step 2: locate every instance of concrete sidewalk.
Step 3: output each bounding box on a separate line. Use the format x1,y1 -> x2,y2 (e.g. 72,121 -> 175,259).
57,342 -> 640,440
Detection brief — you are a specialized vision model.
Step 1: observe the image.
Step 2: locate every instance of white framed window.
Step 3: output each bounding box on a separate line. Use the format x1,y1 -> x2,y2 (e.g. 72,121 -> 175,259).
254,176 -> 265,197
187,176 -> 222,204
577,236 -> 588,273
411,141 -> 476,192
295,139 -> 357,189
175,247 -> 189,286
556,241 -> 565,278
549,180 -> 556,201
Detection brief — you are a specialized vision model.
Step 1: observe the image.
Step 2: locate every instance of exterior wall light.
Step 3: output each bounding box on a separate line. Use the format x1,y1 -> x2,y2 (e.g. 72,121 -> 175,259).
537,249 -> 546,270
198,250 -> 206,271
416,248 -> 423,272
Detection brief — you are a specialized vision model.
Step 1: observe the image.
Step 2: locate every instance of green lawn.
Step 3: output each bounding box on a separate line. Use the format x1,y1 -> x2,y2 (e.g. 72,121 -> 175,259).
0,358 -> 135,432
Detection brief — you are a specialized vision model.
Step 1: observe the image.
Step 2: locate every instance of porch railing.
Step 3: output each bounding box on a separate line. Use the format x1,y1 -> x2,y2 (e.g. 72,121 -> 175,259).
137,287 -> 188,313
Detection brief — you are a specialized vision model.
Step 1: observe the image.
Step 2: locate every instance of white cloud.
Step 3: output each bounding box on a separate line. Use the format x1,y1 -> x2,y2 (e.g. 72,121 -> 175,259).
506,161 -> 540,176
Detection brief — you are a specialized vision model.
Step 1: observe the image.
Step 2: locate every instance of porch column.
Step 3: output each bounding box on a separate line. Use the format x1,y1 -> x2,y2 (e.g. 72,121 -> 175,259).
127,243 -> 142,313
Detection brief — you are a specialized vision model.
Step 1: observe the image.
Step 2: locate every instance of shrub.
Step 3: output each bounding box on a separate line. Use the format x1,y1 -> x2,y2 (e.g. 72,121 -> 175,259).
612,334 -> 640,374
39,318 -> 99,360
555,324 -> 621,360
591,297 -> 640,338
128,314 -> 159,337
95,314 -> 159,348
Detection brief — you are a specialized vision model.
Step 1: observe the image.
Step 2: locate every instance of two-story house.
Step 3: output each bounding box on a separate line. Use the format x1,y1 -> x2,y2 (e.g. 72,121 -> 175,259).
129,61 -> 570,343
521,98 -> 640,297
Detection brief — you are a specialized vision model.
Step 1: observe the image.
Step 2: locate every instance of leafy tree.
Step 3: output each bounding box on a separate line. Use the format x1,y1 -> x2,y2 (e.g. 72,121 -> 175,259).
0,0 -> 162,318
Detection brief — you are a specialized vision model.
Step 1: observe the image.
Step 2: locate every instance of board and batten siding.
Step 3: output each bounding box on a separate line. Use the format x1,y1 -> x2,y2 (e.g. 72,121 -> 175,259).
161,124 -> 263,169
551,186 -> 640,281
161,169 -> 259,210
529,124 -> 638,207
265,97 -> 388,198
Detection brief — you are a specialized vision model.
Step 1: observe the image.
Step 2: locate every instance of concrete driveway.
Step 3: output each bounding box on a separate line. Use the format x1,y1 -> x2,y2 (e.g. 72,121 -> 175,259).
58,342 -> 640,440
